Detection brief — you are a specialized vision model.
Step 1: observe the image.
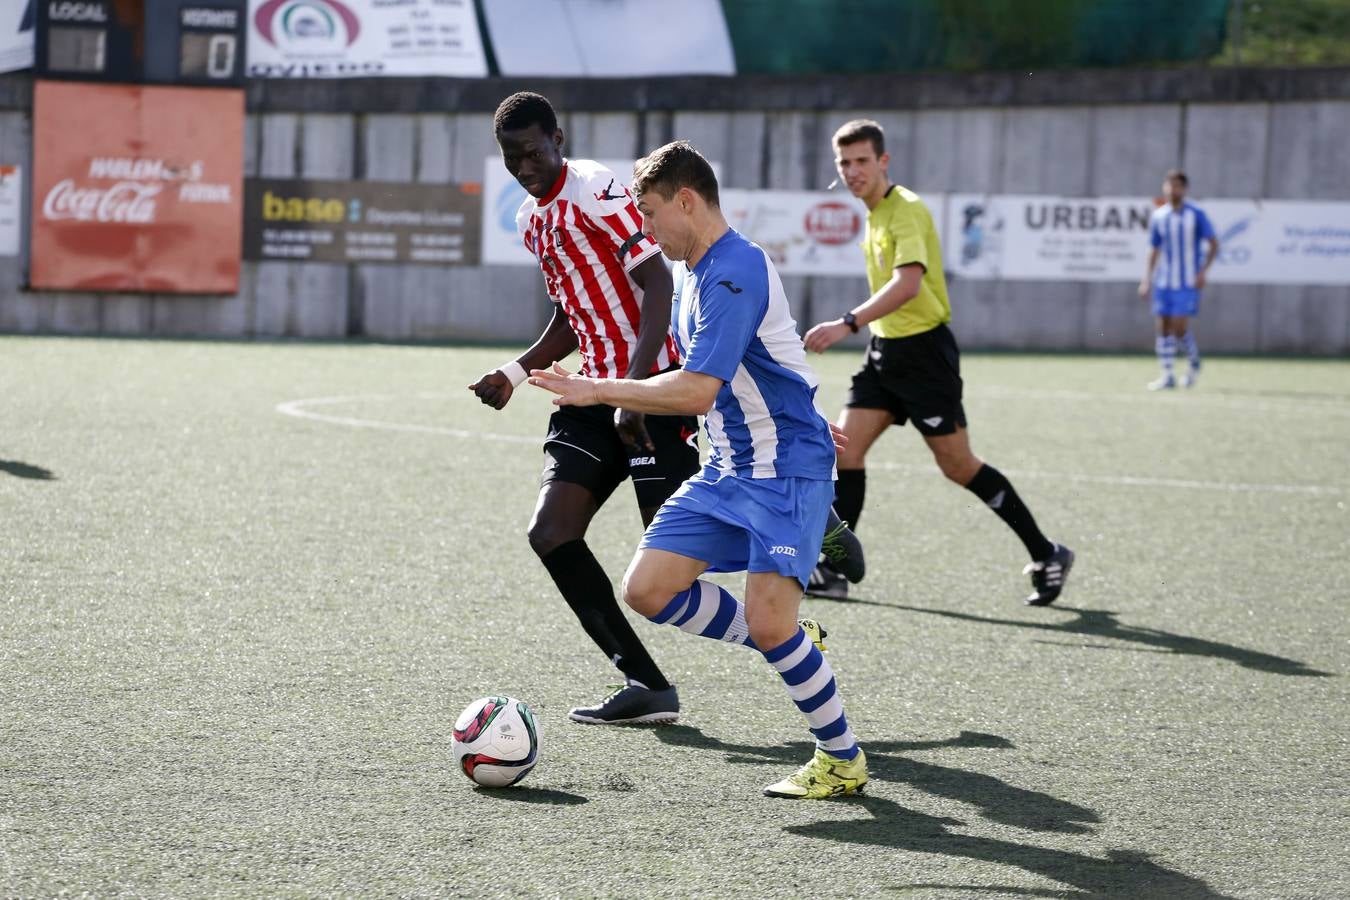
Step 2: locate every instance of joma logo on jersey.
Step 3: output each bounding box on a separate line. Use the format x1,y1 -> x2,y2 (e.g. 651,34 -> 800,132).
629,456 -> 656,466
770,545 -> 798,557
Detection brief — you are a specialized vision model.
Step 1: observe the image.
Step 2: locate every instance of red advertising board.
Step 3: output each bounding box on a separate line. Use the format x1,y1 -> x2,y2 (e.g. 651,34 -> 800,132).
30,80 -> 244,293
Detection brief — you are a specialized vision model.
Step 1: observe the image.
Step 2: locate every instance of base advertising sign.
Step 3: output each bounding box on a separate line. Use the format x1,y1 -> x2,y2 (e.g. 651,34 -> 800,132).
243,178 -> 482,265
29,80 -> 244,293
246,0 -> 487,78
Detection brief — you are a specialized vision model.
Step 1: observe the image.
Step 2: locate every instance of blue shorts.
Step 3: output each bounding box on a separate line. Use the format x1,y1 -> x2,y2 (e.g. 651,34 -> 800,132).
638,469 -> 834,589
1152,287 -> 1200,318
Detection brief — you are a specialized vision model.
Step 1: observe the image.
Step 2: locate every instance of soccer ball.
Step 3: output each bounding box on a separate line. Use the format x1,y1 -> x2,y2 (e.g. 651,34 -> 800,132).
451,696 -> 540,787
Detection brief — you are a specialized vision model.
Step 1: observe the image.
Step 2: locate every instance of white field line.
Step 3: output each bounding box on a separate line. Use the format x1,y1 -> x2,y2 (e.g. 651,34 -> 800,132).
970,384 -> 1350,418
276,394 -> 1346,497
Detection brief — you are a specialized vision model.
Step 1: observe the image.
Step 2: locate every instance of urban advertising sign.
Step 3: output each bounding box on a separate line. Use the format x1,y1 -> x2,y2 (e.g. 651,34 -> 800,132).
243,178 -> 482,264
947,194 -> 1350,286
29,81 -> 244,293
0,0 -> 33,74
246,0 -> 487,78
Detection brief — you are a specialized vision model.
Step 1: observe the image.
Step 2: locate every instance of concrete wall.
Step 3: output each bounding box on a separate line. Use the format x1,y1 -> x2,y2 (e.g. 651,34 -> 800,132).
2,68 -> 1349,353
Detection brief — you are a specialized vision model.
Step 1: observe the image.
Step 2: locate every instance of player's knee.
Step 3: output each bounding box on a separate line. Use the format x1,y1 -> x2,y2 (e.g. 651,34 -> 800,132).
746,613 -> 796,651
619,570 -> 667,618
937,452 -> 976,484
526,518 -> 578,558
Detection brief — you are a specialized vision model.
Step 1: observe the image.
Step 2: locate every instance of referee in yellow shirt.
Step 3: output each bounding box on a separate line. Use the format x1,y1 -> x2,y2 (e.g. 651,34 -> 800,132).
804,119 -> 1073,606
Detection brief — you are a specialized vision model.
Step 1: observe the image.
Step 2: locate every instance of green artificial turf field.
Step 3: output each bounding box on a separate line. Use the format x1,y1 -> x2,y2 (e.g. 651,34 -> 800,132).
3,337 -> 1347,898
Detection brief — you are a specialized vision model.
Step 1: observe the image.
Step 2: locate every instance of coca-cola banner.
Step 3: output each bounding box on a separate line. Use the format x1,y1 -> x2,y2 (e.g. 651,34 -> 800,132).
243,178 -> 482,264
29,80 -> 244,293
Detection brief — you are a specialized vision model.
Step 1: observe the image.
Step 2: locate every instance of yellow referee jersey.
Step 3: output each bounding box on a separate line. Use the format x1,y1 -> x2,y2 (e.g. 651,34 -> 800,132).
862,185 -> 951,338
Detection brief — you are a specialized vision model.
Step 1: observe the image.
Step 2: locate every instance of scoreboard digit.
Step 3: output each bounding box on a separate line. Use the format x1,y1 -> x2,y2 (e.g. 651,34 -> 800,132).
173,5 -> 245,85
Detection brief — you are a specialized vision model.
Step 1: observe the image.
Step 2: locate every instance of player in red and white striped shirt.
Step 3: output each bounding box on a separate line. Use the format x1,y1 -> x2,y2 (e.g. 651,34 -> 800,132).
469,92 -> 698,725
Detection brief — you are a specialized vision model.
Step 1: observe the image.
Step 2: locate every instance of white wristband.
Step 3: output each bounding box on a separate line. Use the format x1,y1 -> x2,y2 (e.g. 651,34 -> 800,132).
498,360 -> 528,387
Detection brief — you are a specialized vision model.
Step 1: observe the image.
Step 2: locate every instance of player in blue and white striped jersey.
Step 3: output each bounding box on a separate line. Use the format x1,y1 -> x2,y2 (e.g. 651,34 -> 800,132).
1139,170 -> 1220,390
529,141 -> 868,800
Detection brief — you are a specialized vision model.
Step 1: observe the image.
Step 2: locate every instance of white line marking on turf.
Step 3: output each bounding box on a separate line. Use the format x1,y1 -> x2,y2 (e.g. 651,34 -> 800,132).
971,385 -> 1350,418
276,394 -> 1346,497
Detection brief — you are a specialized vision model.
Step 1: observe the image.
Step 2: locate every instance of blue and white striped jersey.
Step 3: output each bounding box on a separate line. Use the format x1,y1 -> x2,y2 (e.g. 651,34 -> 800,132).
1149,201 -> 1217,290
672,229 -> 836,481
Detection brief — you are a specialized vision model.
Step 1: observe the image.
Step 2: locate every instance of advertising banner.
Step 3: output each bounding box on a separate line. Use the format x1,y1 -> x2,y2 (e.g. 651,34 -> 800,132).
946,194 -> 1350,286
246,0 -> 487,78
482,0 -> 734,77
0,164 -> 20,256
243,178 -> 482,265
481,157 -> 888,277
0,0 -> 33,74
481,156 -> 635,267
29,81 -> 244,293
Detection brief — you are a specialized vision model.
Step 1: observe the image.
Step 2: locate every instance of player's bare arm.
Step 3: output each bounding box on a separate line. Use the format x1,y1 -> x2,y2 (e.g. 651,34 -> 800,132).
1139,247 -> 1160,297
1196,237 -> 1220,289
469,306 -> 578,410
530,363 -> 721,417
804,263 -> 924,353
613,254 -> 676,452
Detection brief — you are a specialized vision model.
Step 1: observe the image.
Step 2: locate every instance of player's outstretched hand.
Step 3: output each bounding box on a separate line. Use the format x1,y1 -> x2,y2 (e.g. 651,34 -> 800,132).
829,422 -> 849,455
804,320 -> 849,353
468,370 -> 514,410
529,362 -> 602,407
1137,280 -> 1150,298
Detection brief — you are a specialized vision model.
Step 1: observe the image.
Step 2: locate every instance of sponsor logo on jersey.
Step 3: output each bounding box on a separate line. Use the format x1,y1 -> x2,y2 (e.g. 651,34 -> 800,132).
770,545 -> 798,557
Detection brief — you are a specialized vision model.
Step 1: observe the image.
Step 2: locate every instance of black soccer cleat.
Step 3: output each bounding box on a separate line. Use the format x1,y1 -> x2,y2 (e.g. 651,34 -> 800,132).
1023,544 -> 1075,606
805,562 -> 849,601
568,682 -> 679,725
820,507 -> 865,584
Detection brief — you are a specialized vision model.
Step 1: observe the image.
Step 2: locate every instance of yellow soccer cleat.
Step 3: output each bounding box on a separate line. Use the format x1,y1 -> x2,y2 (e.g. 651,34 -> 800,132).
763,748 -> 868,799
797,618 -> 828,653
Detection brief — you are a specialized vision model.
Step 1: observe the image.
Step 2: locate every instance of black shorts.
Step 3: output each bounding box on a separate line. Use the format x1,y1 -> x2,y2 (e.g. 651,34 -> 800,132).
845,324 -> 967,436
541,403 -> 700,508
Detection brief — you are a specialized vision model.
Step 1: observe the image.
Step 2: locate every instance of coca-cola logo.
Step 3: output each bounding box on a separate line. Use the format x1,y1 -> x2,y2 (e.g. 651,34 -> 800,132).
42,179 -> 161,224
803,202 -> 861,246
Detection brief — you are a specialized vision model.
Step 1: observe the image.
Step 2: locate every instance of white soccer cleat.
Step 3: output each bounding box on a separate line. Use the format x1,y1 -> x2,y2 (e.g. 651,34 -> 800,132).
1147,375 -> 1176,391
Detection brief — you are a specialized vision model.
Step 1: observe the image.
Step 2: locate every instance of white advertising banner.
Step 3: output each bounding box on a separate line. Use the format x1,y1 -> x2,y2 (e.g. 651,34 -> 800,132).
247,0 -> 487,78
721,189 -> 948,278
946,194 -> 1350,286
0,164 -> 20,256
0,0 -> 34,74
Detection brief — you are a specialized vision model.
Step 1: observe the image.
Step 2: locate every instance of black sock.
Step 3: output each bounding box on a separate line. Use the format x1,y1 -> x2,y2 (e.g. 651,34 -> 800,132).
538,540 -> 671,691
964,464 -> 1055,562
834,469 -> 866,532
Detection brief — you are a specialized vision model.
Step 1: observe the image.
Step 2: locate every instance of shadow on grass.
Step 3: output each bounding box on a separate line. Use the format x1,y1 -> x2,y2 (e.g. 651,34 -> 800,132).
654,727 -> 1231,897
474,785 -> 588,805
655,728 -> 1096,834
891,604 -> 1331,677
0,460 -> 56,480
800,794 -> 1234,899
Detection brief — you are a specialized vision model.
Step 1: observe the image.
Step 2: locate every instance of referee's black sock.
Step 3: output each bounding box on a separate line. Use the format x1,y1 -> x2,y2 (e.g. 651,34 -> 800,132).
834,469 -> 866,532
539,539 -> 671,692
964,464 -> 1056,562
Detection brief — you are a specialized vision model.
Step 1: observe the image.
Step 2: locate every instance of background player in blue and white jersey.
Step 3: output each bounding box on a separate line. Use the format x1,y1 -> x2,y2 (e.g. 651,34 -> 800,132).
530,141 -> 868,800
1139,170 -> 1220,390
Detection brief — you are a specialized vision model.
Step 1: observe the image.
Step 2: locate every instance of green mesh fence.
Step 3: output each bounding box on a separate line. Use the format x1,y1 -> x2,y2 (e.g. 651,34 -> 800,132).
722,0 -> 1231,74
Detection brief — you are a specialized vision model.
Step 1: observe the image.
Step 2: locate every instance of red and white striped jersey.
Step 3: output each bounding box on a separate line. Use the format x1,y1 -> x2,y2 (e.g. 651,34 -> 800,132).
516,159 -> 678,379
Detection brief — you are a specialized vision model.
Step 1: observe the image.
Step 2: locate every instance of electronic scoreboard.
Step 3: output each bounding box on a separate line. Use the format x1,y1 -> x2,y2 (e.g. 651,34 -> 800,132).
36,0 -> 246,86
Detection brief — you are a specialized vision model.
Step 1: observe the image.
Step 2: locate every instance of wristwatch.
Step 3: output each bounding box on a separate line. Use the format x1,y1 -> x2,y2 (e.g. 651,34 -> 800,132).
842,312 -> 859,334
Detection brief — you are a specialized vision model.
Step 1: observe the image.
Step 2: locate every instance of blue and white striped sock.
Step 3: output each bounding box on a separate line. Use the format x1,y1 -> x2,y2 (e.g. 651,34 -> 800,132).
1181,331 -> 1200,369
648,580 -> 756,649
762,628 -> 859,761
1156,335 -> 1176,379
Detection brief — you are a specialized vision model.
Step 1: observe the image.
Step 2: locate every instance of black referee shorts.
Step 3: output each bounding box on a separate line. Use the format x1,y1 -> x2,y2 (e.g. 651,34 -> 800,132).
541,403 -> 700,508
844,324 -> 967,437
